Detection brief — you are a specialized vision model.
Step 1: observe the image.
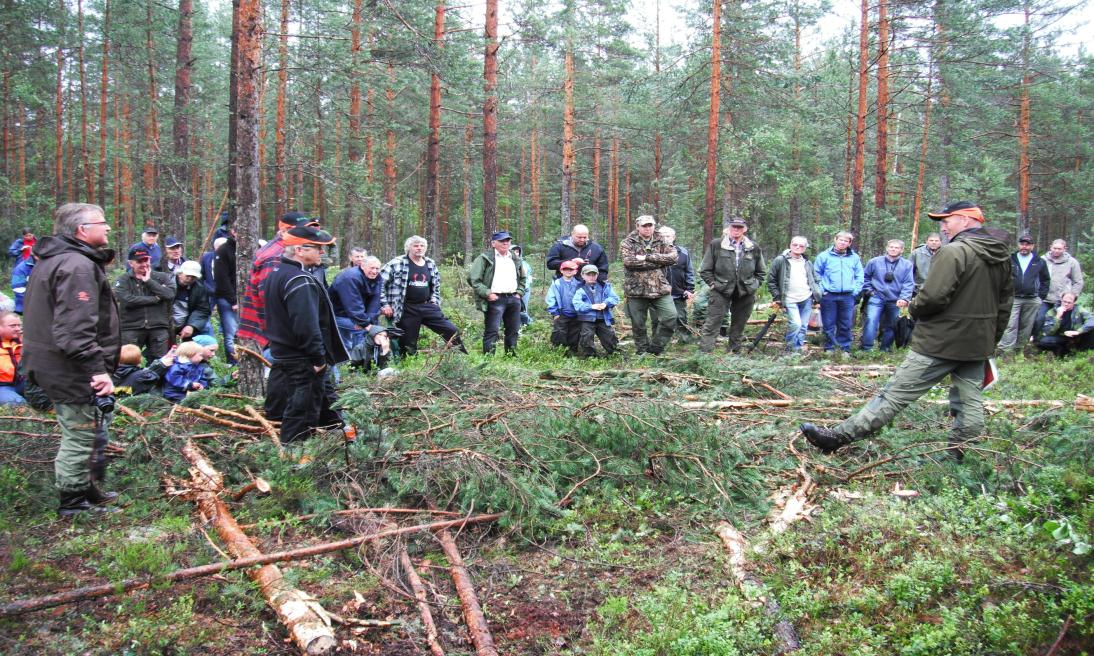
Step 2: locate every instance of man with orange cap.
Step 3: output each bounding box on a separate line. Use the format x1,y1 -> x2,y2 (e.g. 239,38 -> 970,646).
800,201 -> 1013,460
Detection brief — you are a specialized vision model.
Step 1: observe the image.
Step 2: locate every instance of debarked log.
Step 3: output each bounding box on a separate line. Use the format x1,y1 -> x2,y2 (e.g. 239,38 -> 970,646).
179,440 -> 338,655
680,397 -> 1080,412
434,525 -> 498,656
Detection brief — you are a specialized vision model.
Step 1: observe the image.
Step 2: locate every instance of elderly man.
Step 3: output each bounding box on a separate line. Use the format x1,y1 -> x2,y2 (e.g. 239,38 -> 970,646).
801,201 -> 1013,459
1040,239 -> 1084,329
237,211 -> 321,348
115,244 -> 176,362
621,215 -> 678,355
381,235 -> 465,356
127,225 -> 162,269
698,217 -> 766,353
861,239 -> 914,352
263,226 -> 349,443
331,254 -> 392,369
910,233 -> 942,294
547,223 -> 609,283
767,236 -> 822,353
1037,292 -> 1094,356
469,231 -> 527,355
0,312 -> 25,405
813,231 -> 864,353
172,260 -> 211,341
998,233 -> 1051,353
159,236 -> 184,274
24,203 -> 122,516
651,226 -> 696,344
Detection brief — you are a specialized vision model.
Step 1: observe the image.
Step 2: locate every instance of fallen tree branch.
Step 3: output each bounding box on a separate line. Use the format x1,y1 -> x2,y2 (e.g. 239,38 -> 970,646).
114,403 -> 148,424
400,547 -> 446,656
238,345 -> 272,368
0,512 -> 502,618
246,405 -> 282,451
174,405 -> 265,433
238,507 -> 463,531
434,524 -> 498,656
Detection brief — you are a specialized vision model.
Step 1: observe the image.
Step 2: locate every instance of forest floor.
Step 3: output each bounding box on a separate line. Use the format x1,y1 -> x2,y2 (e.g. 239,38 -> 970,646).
0,296 -> 1091,655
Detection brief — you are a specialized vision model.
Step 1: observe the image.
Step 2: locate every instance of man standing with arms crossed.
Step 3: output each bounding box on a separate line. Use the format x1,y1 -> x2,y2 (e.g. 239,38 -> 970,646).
801,201 -> 1013,460
24,203 -> 122,516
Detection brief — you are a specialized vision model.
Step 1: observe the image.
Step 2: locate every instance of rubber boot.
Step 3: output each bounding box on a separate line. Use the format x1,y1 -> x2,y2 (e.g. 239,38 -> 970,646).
86,481 -> 119,504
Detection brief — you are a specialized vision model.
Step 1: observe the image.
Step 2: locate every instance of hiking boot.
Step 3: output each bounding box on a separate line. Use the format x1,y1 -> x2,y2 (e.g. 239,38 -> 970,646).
58,490 -> 120,517
86,482 -> 119,505
799,423 -> 852,454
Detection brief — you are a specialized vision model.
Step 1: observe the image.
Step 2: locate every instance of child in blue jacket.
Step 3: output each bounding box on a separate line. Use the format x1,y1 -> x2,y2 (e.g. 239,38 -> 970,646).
163,341 -> 206,402
572,265 -> 619,357
545,259 -> 582,354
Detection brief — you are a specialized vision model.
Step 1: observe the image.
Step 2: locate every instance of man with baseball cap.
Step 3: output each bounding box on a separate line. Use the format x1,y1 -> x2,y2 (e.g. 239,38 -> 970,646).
159,235 -> 185,275
997,232 -> 1050,353
172,260 -> 212,341
237,211 -> 321,347
620,215 -> 678,355
114,243 -> 177,362
262,226 -> 350,443
698,217 -> 766,353
801,200 -> 1013,460
127,225 -> 162,270
468,230 -> 527,355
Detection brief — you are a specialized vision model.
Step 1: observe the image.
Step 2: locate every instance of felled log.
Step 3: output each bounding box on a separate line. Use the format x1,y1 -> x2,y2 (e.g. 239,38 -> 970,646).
0,513 -> 502,618
680,397 -> 1075,412
179,440 -> 338,655
174,405 -> 266,433
715,522 -> 801,654
246,405 -> 282,450
435,525 -> 498,656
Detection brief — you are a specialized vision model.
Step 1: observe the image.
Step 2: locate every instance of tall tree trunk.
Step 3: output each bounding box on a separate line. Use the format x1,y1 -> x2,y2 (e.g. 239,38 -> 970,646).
462,117 -> 474,262
911,62 -> 933,249
120,95 -> 134,240
341,0 -> 363,254
653,0 -> 661,218
703,0 -> 722,245
55,0 -> 65,204
610,135 -> 619,252
530,126 -> 539,239
227,0 -> 240,224
1016,0 -> 1032,237
789,3 -> 802,239
426,0 -> 445,250
273,0 -> 289,220
874,0 -> 889,209
560,43 -> 575,235
98,0 -> 110,208
169,0 -> 193,241
77,0 -> 93,202
849,0 -> 869,236
382,62 -> 397,260
234,0 -> 264,396
481,0 -> 499,240
591,133 -> 601,225
144,0 -> 161,221
313,77 -> 324,223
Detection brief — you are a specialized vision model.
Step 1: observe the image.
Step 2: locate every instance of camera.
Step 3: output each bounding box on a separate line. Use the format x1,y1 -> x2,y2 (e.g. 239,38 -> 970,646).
91,393 -> 116,415
884,272 -> 895,283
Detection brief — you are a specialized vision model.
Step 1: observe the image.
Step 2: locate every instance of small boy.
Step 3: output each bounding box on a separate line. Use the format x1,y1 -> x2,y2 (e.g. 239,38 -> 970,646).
572,264 -> 619,357
545,259 -> 582,354
163,341 -> 206,402
113,343 -> 173,396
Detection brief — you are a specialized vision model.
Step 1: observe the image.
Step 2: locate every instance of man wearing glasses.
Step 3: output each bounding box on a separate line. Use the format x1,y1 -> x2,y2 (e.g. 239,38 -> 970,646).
766,236 -> 822,353
262,226 -> 349,443
23,203 -> 122,516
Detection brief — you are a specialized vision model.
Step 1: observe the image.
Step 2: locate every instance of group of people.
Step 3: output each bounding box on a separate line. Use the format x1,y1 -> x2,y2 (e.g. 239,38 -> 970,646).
6,198 -> 1089,517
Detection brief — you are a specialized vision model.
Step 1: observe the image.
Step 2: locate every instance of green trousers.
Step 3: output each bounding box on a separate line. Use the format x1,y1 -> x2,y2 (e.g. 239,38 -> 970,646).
626,295 -> 677,353
54,403 -> 111,492
651,297 -> 692,343
699,288 -> 756,352
837,350 -> 984,445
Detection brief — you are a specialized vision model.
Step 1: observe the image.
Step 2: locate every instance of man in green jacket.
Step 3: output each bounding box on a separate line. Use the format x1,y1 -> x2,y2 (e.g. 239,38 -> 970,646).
801,201 -> 1013,459
698,217 -> 766,353
468,231 -> 527,355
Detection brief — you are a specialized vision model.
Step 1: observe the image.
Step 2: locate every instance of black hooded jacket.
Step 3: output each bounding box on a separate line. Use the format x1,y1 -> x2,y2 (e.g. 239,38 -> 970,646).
263,257 -> 349,367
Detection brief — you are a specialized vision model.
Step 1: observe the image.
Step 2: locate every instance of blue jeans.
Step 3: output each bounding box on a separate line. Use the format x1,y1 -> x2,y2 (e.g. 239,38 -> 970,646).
783,299 -> 813,351
215,297 -> 239,361
861,297 -> 902,351
820,292 -> 854,352
0,385 -> 26,405
335,316 -> 366,356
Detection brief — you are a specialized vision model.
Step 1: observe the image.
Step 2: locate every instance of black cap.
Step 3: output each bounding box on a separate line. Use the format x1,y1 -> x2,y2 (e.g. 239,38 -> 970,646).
142,225 -> 159,235
127,244 -> 152,261
284,225 -> 336,246
278,211 -> 320,228
927,200 -> 978,219
727,217 -> 748,227
491,230 -> 513,241
1018,233 -> 1034,244
165,236 -> 182,248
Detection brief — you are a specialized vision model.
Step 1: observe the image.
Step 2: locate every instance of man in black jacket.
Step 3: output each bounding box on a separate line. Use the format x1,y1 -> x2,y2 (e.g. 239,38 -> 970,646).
213,230 -> 239,364
114,244 -> 176,362
997,233 -> 1051,353
172,260 -> 211,341
546,224 -> 610,283
24,203 -> 122,516
262,226 -> 349,443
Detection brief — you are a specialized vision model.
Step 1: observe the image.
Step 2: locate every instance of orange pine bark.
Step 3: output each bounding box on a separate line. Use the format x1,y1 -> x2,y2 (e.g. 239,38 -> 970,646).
426,0 -> 445,248
850,0 -> 869,235
55,0 -> 65,204
911,68 -> 933,249
382,62 -> 397,258
703,0 -> 722,245
560,44 -> 575,234
592,133 -> 601,223
77,0 -> 93,202
274,0 -> 289,219
875,0 -> 889,209
144,1 -> 161,218
1017,1 -> 1032,235
482,0 -> 499,239
98,0 -> 110,207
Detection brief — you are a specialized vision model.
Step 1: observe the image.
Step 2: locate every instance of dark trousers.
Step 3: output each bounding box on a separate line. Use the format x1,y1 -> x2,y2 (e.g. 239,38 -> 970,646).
121,327 -> 170,363
483,294 -> 522,354
820,292 -> 855,352
1035,300 -> 1055,339
651,297 -> 692,342
265,360 -> 341,443
579,320 -> 618,356
398,302 -> 465,356
700,289 -> 756,352
1037,332 -> 1094,357
550,315 -> 581,353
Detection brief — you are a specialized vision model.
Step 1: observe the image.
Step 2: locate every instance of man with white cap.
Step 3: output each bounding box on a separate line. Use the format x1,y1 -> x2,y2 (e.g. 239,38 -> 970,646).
172,260 -> 212,341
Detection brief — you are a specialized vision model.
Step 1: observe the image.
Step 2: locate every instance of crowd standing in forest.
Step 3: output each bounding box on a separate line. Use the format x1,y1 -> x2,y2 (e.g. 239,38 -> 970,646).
7,198 -> 1091,516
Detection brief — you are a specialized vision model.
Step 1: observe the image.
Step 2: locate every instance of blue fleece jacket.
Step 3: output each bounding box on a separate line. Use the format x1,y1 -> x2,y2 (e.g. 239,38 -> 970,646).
330,267 -> 383,327
813,247 -> 864,296
862,255 -> 914,301
164,359 -> 204,402
572,281 -> 619,324
545,277 -> 580,317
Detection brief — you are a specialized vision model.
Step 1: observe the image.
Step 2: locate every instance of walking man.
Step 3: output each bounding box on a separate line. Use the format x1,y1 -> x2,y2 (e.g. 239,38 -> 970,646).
767,236 -> 822,353
24,203 -> 122,516
813,231 -> 864,353
860,239 -> 914,352
468,231 -> 527,356
698,218 -> 765,353
997,233 -> 1050,353
620,215 -> 678,355
801,201 -> 1013,459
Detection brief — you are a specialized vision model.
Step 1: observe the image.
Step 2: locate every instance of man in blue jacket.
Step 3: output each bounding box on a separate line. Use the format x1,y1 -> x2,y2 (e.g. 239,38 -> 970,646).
813,231 -> 864,353
330,254 -> 391,369
997,233 -> 1051,353
861,239 -> 914,351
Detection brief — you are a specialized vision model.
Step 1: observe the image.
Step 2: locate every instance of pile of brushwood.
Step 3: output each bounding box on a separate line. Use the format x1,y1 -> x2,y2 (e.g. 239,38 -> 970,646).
0,337 -> 1091,655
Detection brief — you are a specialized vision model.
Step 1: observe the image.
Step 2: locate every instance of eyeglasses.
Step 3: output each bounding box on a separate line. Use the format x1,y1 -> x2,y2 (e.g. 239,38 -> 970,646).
298,244 -> 325,251
791,243 -> 807,248
81,222 -> 109,227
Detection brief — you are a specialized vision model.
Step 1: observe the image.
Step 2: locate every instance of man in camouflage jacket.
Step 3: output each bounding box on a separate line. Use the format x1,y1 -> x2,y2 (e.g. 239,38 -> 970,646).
619,215 -> 678,355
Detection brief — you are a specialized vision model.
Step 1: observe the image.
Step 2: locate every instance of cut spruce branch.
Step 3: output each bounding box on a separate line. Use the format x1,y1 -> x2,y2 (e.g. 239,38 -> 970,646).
0,509 -> 502,618
178,440 -> 337,655
173,405 -> 266,432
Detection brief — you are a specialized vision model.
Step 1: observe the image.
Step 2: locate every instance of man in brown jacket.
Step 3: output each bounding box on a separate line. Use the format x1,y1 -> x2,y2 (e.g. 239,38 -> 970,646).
24,203 -> 122,516
620,215 -> 678,355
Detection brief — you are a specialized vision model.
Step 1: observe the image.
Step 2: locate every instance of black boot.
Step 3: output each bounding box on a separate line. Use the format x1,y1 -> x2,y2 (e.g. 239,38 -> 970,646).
58,490 -> 120,517
86,481 -> 119,504
800,423 -> 852,454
